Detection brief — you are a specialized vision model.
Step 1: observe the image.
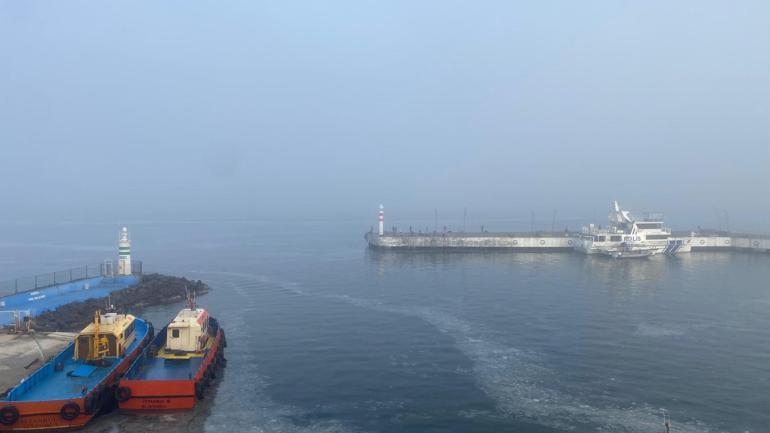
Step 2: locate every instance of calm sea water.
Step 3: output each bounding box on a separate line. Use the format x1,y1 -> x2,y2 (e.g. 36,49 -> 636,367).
1,221 -> 769,433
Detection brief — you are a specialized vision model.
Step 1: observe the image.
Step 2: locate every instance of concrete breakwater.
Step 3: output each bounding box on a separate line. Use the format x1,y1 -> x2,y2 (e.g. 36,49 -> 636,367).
366,231 -> 770,253
33,273 -> 210,331
367,231 -> 577,251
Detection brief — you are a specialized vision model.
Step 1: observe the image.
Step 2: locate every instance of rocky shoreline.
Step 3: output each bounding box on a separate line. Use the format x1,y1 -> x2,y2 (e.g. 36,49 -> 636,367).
33,274 -> 210,332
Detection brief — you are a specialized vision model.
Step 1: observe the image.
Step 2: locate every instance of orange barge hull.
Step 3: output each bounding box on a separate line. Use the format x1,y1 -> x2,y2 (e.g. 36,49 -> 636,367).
0,398 -> 92,431
117,380 -> 196,411
117,328 -> 225,412
0,322 -> 151,431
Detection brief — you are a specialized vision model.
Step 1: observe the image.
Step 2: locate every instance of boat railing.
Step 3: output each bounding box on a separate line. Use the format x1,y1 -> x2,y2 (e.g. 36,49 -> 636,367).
638,211 -> 665,221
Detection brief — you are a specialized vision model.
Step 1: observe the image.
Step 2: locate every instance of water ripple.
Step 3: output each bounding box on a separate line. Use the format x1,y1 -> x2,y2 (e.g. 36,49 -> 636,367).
322,294 -> 719,433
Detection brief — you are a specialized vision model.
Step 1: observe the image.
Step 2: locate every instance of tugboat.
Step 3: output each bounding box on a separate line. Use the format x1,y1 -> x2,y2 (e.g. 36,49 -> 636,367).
0,311 -> 151,431
116,293 -> 226,411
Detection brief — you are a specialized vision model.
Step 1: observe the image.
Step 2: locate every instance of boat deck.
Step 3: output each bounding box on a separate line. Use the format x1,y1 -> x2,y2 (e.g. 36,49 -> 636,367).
132,336 -> 214,380
19,357 -> 118,401
134,356 -> 204,380
4,319 -> 148,402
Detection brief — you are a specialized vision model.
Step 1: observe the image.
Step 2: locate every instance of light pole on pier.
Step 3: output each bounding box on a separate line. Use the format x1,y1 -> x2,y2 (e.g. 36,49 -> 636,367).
378,204 -> 384,236
723,209 -> 730,232
552,210 -> 557,234
530,211 -> 535,232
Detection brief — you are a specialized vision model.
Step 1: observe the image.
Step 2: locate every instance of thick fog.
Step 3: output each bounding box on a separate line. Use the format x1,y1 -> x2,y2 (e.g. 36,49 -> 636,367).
1,1 -> 768,230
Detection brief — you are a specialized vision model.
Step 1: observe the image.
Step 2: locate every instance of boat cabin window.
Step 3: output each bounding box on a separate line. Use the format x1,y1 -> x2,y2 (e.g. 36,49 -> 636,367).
596,236 -> 606,242
610,235 -> 622,242
637,223 -> 662,230
124,321 -> 135,339
76,336 -> 91,360
647,234 -> 669,240
75,334 -> 118,360
172,329 -> 180,338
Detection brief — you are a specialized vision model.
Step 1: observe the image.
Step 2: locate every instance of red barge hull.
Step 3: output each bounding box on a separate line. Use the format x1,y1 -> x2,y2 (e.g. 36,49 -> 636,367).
117,326 -> 226,412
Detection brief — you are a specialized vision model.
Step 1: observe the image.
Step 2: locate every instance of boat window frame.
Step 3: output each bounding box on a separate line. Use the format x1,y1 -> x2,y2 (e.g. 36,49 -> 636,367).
646,234 -> 669,240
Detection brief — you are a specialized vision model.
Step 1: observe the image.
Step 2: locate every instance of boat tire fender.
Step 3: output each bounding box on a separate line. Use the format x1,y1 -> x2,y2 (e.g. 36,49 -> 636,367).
195,382 -> 205,400
60,402 -> 80,421
0,405 -> 19,426
84,390 -> 100,415
115,386 -> 132,402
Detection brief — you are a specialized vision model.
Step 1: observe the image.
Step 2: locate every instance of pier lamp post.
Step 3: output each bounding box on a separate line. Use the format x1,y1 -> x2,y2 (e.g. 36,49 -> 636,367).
378,205 -> 384,236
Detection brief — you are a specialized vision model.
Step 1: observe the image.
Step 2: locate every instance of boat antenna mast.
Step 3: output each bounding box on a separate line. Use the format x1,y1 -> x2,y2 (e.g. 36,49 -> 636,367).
185,285 -> 197,310
104,295 -> 115,313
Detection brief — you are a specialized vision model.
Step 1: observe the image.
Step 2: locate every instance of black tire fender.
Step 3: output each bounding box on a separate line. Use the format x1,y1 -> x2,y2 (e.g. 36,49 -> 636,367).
115,386 -> 132,403
195,382 -> 205,400
0,405 -> 19,426
59,402 -> 80,421
84,389 -> 100,415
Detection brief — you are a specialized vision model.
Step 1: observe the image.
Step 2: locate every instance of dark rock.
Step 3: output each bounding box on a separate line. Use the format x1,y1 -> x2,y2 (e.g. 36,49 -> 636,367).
33,274 -> 210,332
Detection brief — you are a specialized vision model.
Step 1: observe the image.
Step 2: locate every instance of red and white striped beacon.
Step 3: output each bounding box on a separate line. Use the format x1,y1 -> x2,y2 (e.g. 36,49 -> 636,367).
378,204 -> 384,236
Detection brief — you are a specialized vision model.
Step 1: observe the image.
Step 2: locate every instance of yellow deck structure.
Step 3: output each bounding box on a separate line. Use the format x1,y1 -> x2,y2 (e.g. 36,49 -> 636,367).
75,312 -> 137,361
157,336 -> 214,360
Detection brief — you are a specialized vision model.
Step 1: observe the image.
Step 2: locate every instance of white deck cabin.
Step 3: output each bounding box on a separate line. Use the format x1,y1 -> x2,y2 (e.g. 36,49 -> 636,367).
165,308 -> 210,353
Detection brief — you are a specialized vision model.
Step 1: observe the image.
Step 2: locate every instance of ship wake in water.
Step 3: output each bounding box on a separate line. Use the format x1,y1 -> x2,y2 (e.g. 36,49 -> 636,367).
196,273 -> 367,433
322,293 -> 714,433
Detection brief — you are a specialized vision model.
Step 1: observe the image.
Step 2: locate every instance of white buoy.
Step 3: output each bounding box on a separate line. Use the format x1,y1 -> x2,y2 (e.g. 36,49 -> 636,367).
117,227 -> 132,275
378,204 -> 384,236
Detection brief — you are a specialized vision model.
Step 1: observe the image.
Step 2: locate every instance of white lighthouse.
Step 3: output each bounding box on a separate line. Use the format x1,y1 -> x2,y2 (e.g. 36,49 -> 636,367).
118,227 -> 132,275
378,204 -> 384,236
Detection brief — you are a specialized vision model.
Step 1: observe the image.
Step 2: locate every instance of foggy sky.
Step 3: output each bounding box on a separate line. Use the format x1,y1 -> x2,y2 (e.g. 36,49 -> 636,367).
1,1 -> 768,230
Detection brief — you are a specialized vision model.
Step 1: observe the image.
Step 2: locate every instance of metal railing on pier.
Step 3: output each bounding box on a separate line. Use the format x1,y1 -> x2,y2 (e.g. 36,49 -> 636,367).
0,261 -> 143,298
670,230 -> 770,240
375,230 -> 579,238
